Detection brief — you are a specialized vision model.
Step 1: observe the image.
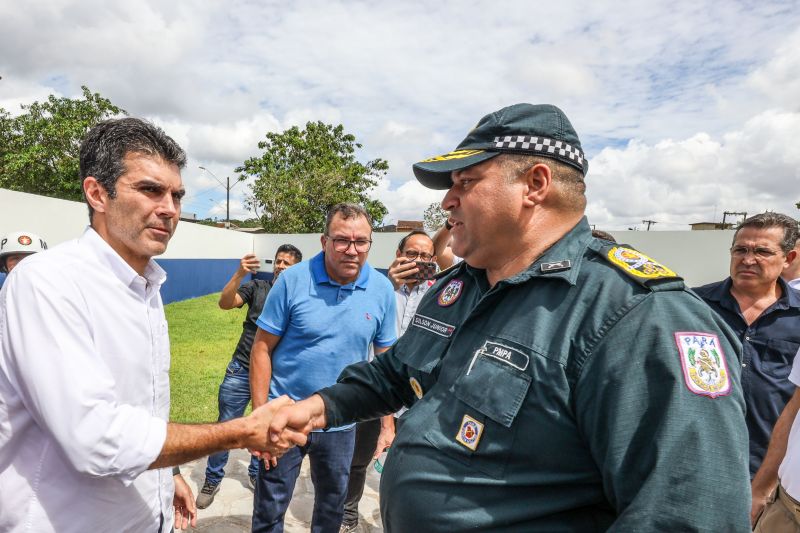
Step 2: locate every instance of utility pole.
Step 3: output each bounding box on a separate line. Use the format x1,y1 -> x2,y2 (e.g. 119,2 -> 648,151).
642,219 -> 657,231
199,166 -> 241,229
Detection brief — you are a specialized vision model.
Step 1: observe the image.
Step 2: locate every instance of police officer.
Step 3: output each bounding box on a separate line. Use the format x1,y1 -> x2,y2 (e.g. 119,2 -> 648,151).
269,104 -> 752,531
0,231 -> 48,274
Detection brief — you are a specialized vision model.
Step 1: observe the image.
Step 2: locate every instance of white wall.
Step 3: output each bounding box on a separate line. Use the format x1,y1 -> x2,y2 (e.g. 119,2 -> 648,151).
0,189 -> 251,259
1,189 -> 734,287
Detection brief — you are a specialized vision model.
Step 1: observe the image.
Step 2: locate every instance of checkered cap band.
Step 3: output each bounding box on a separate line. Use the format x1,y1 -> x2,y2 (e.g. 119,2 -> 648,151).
493,136 -> 585,170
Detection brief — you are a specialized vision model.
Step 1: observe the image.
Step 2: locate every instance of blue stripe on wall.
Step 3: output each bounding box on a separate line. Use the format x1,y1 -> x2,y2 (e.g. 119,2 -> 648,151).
157,258 -> 241,304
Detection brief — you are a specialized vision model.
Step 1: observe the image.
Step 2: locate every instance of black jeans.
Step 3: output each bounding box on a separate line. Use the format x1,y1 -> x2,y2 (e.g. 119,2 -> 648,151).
341,419 -> 382,525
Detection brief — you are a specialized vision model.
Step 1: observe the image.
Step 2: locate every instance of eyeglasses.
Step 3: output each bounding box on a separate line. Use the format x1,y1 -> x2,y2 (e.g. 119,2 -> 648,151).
328,237 -> 372,253
730,246 -> 782,260
404,250 -> 433,261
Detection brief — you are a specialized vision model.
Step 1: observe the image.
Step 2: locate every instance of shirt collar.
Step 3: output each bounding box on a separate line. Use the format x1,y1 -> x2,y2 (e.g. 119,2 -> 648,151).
505,217 -> 591,287
79,227 -> 167,289
711,276 -> 800,311
310,251 -> 370,289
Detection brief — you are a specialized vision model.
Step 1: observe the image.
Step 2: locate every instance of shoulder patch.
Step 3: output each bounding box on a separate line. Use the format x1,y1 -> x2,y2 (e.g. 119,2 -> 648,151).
674,332 -> 731,398
603,245 -> 680,284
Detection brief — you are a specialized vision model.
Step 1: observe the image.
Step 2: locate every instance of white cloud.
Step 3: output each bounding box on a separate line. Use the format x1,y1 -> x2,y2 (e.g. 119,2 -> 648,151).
587,109 -> 800,230
1,0 -> 800,226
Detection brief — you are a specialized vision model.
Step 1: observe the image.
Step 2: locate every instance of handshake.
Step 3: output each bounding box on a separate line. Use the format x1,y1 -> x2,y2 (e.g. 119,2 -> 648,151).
244,394 -> 329,460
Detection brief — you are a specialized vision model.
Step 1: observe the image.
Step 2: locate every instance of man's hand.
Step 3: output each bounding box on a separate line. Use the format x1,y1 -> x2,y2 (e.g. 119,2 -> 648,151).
373,416 -> 396,459
269,394 -> 328,446
388,257 -> 418,290
173,473 -> 197,530
239,253 -> 261,275
245,395 -> 306,457
750,482 -> 775,526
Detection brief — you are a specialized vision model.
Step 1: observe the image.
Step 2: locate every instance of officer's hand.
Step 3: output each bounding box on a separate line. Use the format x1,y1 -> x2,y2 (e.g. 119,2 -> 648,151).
245,395 -> 303,456
388,257 -> 418,290
239,253 -> 261,275
269,394 -> 327,447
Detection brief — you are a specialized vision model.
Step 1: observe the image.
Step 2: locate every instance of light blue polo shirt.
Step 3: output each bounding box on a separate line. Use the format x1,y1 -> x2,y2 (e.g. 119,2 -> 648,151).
257,252 -> 397,427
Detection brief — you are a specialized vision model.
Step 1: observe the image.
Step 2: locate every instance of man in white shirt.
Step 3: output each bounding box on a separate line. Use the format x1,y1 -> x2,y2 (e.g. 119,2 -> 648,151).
751,347 -> 800,531
783,237 -> 800,290
0,118 -> 298,533
340,230 -> 437,532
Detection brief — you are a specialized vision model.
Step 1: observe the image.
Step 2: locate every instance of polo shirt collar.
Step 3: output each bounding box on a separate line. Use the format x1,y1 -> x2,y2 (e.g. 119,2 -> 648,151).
80,226 -> 167,289
709,276 -> 800,313
310,251 -> 370,289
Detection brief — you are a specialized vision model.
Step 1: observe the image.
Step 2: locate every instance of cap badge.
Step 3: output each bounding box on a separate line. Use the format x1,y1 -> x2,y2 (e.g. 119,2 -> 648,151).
18,235 -> 32,246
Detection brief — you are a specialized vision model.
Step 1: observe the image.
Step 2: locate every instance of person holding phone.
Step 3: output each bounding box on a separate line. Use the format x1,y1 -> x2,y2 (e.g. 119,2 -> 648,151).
340,230 -> 437,532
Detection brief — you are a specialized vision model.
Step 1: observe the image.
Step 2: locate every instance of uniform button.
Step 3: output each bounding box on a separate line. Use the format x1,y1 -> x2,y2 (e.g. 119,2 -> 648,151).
745,336 -> 750,341
742,363 -> 747,368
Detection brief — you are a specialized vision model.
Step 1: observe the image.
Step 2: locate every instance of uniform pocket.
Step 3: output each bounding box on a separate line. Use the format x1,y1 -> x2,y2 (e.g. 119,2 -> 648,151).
760,339 -> 799,379
423,349 -> 532,479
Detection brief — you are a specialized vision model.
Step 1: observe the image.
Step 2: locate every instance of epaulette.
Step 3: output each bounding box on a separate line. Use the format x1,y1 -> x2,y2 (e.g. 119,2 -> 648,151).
598,242 -> 684,290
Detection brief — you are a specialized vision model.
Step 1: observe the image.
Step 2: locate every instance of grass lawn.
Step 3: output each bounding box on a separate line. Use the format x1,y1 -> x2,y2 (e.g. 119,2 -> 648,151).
166,293 -> 247,423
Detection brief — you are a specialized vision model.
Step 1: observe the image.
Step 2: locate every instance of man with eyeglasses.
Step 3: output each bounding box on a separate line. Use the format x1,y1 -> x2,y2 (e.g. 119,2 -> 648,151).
249,203 -> 396,532
694,213 -> 800,483
782,236 -> 800,290
340,229 -> 438,532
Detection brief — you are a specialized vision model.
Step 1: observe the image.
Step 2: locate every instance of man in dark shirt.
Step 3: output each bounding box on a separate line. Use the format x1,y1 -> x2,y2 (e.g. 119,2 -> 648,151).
694,212 -> 800,476
196,245 -> 302,509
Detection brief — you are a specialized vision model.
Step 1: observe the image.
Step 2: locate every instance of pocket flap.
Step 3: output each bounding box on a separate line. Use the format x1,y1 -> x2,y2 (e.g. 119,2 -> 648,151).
455,355 -> 531,427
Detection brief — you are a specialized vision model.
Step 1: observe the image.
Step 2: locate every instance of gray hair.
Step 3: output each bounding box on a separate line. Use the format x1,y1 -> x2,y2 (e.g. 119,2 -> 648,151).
734,212 -> 799,254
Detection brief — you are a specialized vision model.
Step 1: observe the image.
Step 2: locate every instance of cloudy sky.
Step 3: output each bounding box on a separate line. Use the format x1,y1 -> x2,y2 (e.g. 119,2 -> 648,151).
1,0 -> 799,229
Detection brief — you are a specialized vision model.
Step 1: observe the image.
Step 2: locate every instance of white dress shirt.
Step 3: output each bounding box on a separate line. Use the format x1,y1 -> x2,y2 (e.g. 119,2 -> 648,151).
779,349 -> 800,499
0,227 -> 172,533
395,280 -> 434,337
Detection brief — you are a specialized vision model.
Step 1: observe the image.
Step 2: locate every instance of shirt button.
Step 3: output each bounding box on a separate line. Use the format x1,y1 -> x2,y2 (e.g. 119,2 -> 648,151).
744,336 -> 750,341
742,363 -> 747,368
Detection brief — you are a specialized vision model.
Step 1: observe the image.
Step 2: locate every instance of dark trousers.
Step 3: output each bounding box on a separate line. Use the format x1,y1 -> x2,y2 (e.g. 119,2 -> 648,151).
252,427 -> 356,533
341,419 -> 382,525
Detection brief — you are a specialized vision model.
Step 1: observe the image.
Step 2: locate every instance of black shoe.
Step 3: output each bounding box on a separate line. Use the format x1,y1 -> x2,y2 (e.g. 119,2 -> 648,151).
195,480 -> 220,509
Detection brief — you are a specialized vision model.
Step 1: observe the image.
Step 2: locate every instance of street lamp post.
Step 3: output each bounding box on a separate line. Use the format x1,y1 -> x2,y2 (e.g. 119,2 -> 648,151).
199,166 -> 241,229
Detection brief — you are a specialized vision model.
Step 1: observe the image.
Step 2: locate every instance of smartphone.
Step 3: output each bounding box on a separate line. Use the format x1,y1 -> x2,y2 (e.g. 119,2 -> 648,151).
412,261 -> 437,281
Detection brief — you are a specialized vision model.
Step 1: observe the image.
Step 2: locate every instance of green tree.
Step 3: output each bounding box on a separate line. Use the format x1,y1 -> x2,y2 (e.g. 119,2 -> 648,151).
0,86 -> 125,201
423,201 -> 449,231
238,121 -> 389,233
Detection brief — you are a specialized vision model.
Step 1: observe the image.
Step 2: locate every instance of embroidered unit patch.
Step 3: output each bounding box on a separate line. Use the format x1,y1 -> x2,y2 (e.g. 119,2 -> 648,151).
607,246 -> 677,279
675,332 -> 731,398
437,279 -> 463,306
409,377 -> 424,399
455,414 -> 484,451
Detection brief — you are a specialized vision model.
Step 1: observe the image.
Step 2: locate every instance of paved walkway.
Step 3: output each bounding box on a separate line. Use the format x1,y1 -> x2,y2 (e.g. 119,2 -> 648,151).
181,449 -> 384,532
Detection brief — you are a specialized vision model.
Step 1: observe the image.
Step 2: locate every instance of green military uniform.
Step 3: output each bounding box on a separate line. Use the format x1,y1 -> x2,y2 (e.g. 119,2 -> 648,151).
318,218 -> 751,532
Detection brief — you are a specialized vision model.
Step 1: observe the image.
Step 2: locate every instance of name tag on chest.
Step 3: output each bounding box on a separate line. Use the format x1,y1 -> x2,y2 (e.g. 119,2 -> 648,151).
412,314 -> 456,338
477,341 -> 530,371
